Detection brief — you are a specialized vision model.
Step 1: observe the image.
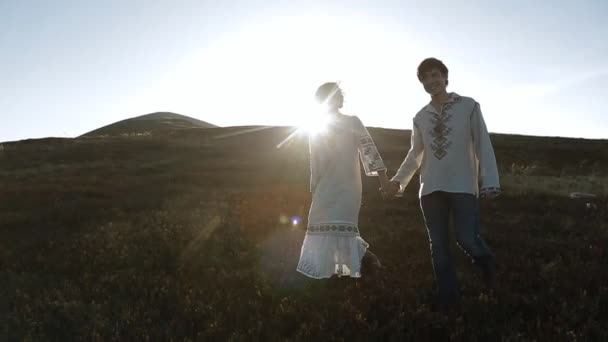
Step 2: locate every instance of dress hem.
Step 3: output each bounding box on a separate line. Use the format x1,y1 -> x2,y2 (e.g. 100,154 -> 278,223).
296,268 -> 363,279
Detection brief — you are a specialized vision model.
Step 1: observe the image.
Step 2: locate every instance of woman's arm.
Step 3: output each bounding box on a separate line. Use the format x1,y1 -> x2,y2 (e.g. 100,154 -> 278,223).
353,116 -> 387,177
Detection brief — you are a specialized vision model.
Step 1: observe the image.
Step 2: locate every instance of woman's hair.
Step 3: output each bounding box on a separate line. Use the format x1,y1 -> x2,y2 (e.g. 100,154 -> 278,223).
314,82 -> 342,104
417,58 -> 449,85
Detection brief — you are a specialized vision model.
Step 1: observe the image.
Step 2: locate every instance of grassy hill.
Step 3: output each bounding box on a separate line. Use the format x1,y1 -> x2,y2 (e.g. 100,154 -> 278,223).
81,112 -> 218,137
0,127 -> 607,340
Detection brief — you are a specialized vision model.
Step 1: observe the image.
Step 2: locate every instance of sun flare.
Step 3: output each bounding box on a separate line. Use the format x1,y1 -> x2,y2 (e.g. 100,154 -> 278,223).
126,14 -> 417,135
295,106 -> 332,136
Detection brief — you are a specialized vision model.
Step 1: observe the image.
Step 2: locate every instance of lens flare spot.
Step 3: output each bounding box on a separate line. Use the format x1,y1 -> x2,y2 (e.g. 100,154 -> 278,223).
279,215 -> 289,224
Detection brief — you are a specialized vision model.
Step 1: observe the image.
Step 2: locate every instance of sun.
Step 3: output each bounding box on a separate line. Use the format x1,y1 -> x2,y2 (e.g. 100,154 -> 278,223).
299,117 -> 330,136
295,104 -> 333,136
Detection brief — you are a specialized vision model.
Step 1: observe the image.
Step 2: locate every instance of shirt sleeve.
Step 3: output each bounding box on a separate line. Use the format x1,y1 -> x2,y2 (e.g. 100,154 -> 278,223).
391,119 -> 424,195
353,116 -> 386,176
471,102 -> 500,190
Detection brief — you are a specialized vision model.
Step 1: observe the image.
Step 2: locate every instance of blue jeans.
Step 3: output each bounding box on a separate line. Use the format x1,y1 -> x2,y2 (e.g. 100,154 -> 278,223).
420,191 -> 494,305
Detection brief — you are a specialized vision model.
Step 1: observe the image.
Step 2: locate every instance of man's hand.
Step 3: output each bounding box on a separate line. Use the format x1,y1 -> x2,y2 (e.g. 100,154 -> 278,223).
380,180 -> 400,199
480,187 -> 501,199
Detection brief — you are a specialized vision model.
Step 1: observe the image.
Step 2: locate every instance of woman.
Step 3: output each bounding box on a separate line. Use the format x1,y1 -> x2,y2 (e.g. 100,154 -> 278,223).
296,82 -> 393,279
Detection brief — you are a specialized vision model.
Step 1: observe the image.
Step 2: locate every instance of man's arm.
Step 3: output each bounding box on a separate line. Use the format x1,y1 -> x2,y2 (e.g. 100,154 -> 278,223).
389,119 -> 424,196
471,102 -> 500,198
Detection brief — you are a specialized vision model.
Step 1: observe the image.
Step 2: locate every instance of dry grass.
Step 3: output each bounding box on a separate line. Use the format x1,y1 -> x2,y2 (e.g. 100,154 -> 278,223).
1,129 -> 607,340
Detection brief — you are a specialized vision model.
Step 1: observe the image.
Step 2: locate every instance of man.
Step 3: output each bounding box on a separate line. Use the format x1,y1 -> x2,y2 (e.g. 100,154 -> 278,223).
384,58 -> 500,308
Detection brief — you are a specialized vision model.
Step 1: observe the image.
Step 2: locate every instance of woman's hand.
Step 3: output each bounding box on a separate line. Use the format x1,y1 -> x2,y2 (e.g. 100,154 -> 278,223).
380,180 -> 400,199
480,187 -> 501,199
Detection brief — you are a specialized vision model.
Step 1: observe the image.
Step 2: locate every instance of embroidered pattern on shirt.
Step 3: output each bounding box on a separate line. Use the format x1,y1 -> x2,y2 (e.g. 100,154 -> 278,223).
359,136 -> 385,171
429,96 -> 461,160
307,223 -> 359,234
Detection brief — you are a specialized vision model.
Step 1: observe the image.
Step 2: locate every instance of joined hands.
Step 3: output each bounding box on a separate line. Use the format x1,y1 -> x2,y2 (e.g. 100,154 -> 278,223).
379,180 -> 400,199
480,187 -> 501,200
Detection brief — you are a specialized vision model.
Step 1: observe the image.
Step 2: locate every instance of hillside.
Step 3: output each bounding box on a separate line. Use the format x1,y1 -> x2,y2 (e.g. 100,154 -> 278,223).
80,112 -> 218,137
0,126 -> 607,340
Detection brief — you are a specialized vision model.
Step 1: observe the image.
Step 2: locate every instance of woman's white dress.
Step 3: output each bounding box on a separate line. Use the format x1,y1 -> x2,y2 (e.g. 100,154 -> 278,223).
296,114 -> 386,279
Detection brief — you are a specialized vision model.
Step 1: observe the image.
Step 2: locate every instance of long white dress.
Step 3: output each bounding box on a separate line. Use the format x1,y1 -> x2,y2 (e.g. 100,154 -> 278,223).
296,114 -> 386,279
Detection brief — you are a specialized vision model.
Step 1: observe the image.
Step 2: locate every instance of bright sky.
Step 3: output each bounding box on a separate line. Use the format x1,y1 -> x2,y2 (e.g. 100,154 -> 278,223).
1,0 -> 607,142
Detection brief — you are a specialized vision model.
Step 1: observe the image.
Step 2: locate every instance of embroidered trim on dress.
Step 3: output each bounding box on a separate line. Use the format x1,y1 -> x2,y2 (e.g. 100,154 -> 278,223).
359,135 -> 385,171
307,223 -> 359,234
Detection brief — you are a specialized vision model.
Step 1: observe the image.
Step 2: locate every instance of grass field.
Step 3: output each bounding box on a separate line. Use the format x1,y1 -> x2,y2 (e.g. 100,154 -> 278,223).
1,127 -> 607,341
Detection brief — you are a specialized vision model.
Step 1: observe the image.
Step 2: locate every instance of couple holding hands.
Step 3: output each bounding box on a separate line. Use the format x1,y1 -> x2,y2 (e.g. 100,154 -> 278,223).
296,57 -> 501,307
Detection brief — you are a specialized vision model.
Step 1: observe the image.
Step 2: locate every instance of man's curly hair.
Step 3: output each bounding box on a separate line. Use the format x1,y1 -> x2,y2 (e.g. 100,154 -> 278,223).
417,58 -> 449,86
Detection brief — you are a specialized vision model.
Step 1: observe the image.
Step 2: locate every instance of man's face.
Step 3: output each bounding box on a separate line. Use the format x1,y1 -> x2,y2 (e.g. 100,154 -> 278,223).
420,68 -> 447,96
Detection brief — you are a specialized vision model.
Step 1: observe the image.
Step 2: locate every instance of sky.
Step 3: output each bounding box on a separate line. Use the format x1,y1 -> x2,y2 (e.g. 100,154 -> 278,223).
1,0 -> 607,142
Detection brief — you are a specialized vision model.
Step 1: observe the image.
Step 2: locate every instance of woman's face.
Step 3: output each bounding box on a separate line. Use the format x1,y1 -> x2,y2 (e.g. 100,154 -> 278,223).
327,89 -> 344,110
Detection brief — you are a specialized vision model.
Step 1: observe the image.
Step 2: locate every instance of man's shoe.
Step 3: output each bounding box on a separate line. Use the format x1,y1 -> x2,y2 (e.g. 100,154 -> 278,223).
474,255 -> 496,289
